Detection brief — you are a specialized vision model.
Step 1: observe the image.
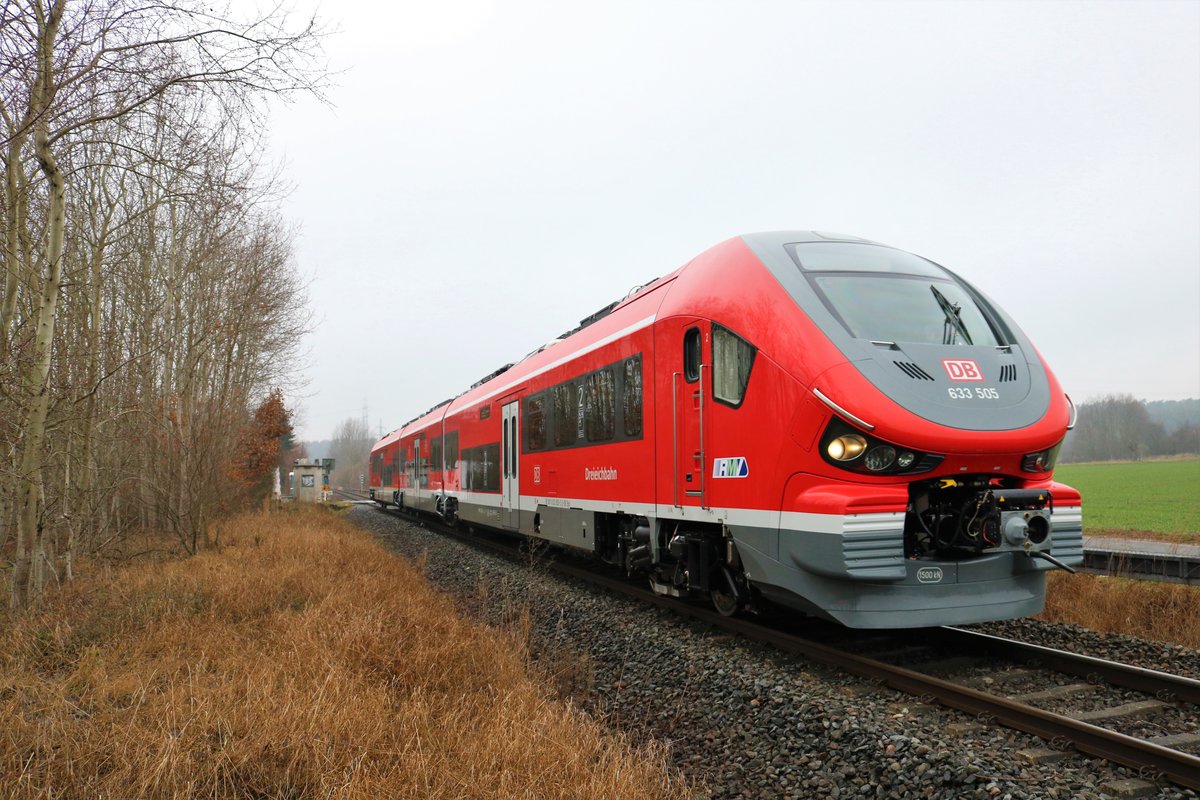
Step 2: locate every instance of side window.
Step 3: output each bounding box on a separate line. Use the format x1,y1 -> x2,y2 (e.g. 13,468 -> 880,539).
684,327 -> 701,382
712,323 -> 756,407
489,442 -> 500,491
463,445 -> 494,490
444,431 -> 459,469
553,382 -> 577,447
431,436 -> 443,471
623,356 -> 643,437
584,368 -> 615,442
524,395 -> 546,451
509,417 -> 517,476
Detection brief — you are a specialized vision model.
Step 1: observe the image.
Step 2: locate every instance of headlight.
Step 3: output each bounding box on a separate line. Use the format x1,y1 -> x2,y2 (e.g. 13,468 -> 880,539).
818,418 -> 942,476
1022,441 -> 1063,473
827,434 -> 867,461
864,446 -> 896,471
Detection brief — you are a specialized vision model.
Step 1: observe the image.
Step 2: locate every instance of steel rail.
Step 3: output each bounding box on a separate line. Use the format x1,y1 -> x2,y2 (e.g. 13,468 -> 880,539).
382,509 -> 1200,790
937,626 -> 1200,704
330,488 -> 372,501
554,561 -> 1200,791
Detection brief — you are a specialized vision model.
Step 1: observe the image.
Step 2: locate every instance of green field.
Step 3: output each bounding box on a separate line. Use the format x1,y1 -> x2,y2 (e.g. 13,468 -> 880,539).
1054,458 -> 1199,538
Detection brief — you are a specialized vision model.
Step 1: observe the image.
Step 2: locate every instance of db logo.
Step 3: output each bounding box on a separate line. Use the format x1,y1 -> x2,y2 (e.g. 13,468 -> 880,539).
533,465 -> 541,485
942,359 -> 983,382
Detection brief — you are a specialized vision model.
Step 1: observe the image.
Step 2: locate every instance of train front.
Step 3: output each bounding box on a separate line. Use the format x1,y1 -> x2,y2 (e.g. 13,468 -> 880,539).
738,232 -> 1083,628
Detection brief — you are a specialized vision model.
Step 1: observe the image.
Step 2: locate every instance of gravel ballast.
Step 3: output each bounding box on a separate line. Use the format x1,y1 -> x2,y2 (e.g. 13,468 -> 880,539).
969,619 -> 1200,681
348,506 -> 1199,800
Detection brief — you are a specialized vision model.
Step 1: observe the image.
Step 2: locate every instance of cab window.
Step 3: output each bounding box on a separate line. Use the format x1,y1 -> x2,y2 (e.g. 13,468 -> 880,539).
683,327 -> 701,382
712,323 -> 755,407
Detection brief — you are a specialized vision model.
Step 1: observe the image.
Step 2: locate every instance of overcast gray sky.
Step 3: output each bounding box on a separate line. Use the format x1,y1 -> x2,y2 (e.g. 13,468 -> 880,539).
267,0 -> 1200,441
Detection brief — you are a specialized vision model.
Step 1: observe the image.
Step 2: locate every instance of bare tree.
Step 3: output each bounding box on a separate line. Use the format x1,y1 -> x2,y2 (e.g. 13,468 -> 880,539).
1,0 -> 325,609
329,416 -> 373,491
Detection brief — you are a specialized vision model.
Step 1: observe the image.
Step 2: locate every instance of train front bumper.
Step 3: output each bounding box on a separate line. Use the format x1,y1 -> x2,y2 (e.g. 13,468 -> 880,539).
728,505 -> 1082,629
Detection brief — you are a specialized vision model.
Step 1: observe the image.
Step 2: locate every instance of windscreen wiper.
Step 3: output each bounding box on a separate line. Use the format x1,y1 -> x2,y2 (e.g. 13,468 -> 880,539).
930,284 -> 973,346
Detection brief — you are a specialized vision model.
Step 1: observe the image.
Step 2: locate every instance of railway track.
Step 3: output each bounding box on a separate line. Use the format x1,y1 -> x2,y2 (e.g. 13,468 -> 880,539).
373,505 -> 1200,792
329,488 -> 373,501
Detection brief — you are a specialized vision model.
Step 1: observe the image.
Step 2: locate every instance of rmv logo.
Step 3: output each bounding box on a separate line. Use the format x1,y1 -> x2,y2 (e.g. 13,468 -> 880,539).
942,359 -> 983,382
712,457 -> 749,478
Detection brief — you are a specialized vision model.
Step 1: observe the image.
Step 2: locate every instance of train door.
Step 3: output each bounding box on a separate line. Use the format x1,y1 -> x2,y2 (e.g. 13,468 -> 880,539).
391,445 -> 400,491
405,440 -> 417,498
413,435 -> 425,508
501,401 -> 520,529
666,319 -> 709,509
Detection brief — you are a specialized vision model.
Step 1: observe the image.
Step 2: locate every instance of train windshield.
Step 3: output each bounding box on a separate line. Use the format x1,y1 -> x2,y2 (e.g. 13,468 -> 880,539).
811,274 -> 999,346
788,242 -> 1000,346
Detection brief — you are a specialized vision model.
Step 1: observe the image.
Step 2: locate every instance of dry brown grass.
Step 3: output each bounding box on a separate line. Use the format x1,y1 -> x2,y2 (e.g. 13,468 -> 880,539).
0,508 -> 690,799
1040,571 -> 1200,649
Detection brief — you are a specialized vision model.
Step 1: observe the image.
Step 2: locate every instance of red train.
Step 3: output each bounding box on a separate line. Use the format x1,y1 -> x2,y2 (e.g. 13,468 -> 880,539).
370,232 -> 1083,628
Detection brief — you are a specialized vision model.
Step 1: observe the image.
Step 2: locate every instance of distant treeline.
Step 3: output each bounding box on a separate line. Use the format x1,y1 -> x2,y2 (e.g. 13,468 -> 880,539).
1061,396 -> 1200,463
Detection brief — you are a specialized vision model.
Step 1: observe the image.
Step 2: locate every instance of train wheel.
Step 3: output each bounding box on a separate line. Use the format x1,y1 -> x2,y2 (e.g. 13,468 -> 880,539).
710,586 -> 742,617
710,565 -> 744,617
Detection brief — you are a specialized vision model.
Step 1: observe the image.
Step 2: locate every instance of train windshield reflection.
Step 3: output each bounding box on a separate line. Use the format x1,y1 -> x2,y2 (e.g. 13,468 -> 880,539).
813,274 -> 999,346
